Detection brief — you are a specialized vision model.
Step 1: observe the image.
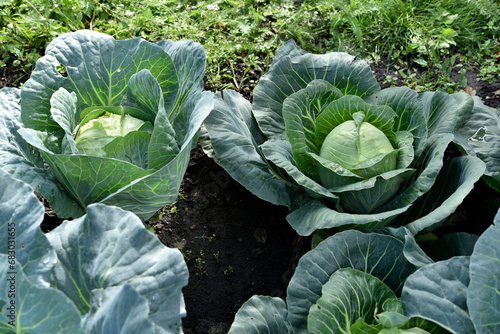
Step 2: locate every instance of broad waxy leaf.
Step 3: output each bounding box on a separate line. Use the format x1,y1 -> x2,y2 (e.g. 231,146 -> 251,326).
81,285 -> 155,333
21,30 -> 178,135
204,90 -> 294,207
467,211 -> 500,333
46,203 -> 189,332
0,88 -> 84,218
0,256 -> 85,334
283,79 -> 344,177
453,94 -> 500,192
228,296 -> 293,334
402,257 -> 474,334
392,155 -> 485,234
0,168 -> 56,286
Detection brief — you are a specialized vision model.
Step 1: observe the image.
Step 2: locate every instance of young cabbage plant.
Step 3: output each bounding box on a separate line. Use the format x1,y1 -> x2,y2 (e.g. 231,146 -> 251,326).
201,40 -> 485,236
228,230 -> 447,334
0,30 -> 214,220
0,169 -> 189,333
453,95 -> 500,193
229,219 -> 500,334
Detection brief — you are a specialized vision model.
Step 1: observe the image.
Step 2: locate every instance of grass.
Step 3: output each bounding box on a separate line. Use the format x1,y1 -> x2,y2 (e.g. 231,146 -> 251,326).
1,0 -> 500,92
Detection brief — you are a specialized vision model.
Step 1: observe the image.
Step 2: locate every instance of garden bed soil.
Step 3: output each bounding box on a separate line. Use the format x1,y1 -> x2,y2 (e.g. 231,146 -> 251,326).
2,56 -> 500,334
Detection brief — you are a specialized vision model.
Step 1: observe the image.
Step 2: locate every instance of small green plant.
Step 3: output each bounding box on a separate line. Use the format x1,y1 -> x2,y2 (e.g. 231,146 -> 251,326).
224,266 -> 234,276
478,58 -> 500,83
195,255 -> 208,277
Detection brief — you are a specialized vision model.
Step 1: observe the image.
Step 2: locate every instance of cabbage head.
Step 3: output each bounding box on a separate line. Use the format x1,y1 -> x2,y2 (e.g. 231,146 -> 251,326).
202,40 -> 485,236
0,30 -> 213,220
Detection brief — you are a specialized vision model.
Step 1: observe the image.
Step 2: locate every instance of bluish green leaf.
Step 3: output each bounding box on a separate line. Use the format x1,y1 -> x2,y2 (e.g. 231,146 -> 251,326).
467,211 -> 500,333
287,199 -> 410,235
364,87 -> 426,158
0,88 -> 84,218
0,169 -> 56,286
46,203 -> 189,332
49,87 -> 79,154
82,285 -> 155,333
102,131 -> 152,169
148,89 -> 179,170
228,296 -> 293,334
453,95 -> 500,192
0,255 -> 84,334
402,257 -> 474,334
261,139 -> 338,202
420,91 -> 458,143
203,90 -> 294,207
394,155 -> 485,234
21,30 -> 178,139
287,230 -> 415,332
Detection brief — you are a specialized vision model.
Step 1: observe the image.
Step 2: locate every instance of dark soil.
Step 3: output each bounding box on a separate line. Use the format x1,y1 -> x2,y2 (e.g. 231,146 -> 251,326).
2,55 -> 500,334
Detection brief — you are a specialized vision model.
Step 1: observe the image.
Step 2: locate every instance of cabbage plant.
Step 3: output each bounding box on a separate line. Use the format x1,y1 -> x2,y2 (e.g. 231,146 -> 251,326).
229,220 -> 500,334
0,169 -> 189,333
0,30 -> 213,220
202,40 -> 485,235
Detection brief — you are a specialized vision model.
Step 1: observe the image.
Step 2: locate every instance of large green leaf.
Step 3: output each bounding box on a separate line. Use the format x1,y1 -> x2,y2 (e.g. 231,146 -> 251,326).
46,203 -> 189,332
0,255 -> 85,334
402,257 -> 474,334
203,90 -> 294,207
392,155 -> 485,234
21,30 -> 179,139
308,268 -> 396,334
0,168 -> 56,286
419,91 -> 459,144
253,40 -> 381,140
156,39 -> 207,135
286,199 -> 410,235
287,230 -> 415,332
0,88 -> 84,218
453,95 -> 500,192
467,210 -> 500,333
82,285 -> 155,333
228,296 -> 293,334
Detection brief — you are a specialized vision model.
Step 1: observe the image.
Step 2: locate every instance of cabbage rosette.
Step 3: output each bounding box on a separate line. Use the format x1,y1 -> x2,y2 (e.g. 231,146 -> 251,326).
202,40 -> 485,236
0,30 -> 213,219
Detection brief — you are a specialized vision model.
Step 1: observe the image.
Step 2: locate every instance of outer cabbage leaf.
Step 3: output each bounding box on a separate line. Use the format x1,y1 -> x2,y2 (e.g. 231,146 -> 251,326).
46,203 -> 189,333
401,257 -> 474,334
81,285 -> 155,333
0,87 -> 84,218
0,256 -> 85,334
467,210 -> 500,333
4,30 -> 213,220
390,155 -> 485,234
203,90 -> 295,207
0,169 -> 56,286
453,94 -> 500,192
228,296 -> 293,334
